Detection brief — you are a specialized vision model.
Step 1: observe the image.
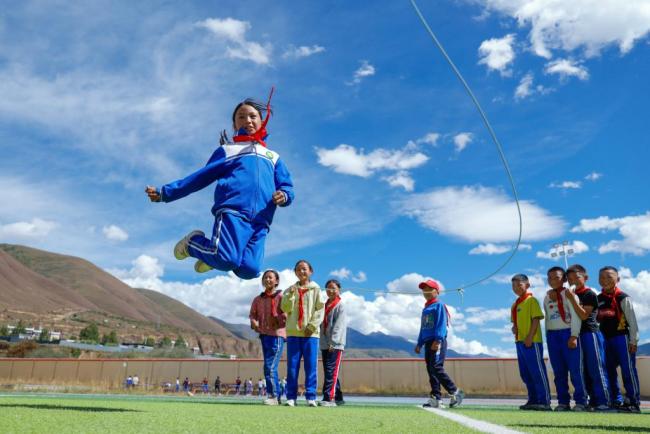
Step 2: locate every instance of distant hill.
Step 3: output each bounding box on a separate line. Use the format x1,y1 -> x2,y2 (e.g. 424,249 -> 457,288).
638,342 -> 650,356
209,316 -> 259,341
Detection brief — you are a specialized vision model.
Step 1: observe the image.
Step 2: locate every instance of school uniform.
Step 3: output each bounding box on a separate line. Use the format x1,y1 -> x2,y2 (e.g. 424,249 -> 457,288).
512,292 -> 551,406
544,288 -> 587,407
249,289 -> 286,400
597,288 -> 640,407
320,296 -> 347,403
574,287 -> 611,407
418,298 -> 458,401
160,141 -> 294,279
281,281 -> 325,402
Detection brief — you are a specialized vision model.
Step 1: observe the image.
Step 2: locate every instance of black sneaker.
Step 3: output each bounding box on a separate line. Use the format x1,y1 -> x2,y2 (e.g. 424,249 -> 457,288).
530,404 -> 552,411
519,402 -> 534,410
618,403 -> 641,414
335,400 -> 345,406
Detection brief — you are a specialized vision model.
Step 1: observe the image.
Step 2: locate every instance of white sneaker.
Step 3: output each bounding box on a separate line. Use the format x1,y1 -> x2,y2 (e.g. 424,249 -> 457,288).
263,398 -> 279,406
423,397 -> 444,408
174,230 -> 204,260
319,400 -> 337,407
285,399 -> 295,407
307,400 -> 317,407
194,260 -> 213,273
449,389 -> 465,408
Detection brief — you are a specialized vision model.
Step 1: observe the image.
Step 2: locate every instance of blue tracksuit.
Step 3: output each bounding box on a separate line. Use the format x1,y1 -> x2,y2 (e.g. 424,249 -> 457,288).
160,141 -> 294,279
516,342 -> 551,406
546,329 -> 587,406
260,334 -> 284,399
286,336 -> 319,401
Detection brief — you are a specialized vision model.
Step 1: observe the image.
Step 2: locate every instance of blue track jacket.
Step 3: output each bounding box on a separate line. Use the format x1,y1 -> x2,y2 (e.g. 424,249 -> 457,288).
417,301 -> 448,347
160,141 -> 294,226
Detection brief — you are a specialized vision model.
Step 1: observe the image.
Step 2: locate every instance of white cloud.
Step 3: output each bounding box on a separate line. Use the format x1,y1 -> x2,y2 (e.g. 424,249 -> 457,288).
416,133 -> 440,147
329,268 -> 367,283
383,171 -> 415,192
571,212 -> 650,255
348,60 -> 375,85
478,0 -> 650,59
0,218 -> 57,239
515,73 -> 534,100
545,59 -> 589,81
453,132 -> 473,153
316,144 -> 428,178
618,267 -> 650,333
469,243 -> 531,255
585,172 -> 602,181
536,240 -> 589,259
463,307 -> 511,325
478,34 -> 516,75
102,225 -> 129,242
197,18 -> 271,65
399,186 -> 566,243
282,45 -> 325,59
549,180 -> 582,189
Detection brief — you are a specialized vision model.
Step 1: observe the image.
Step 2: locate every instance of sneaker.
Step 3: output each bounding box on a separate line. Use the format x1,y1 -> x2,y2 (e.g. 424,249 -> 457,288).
319,400 -> 337,407
335,400 -> 345,406
307,400 -> 317,407
594,404 -> 616,412
618,403 -> 641,413
423,398 -> 445,409
449,389 -> 465,408
263,398 -> 279,406
519,402 -> 534,410
572,404 -> 587,412
285,399 -> 295,407
530,404 -> 552,411
554,404 -> 571,412
174,230 -> 204,260
194,260 -> 213,273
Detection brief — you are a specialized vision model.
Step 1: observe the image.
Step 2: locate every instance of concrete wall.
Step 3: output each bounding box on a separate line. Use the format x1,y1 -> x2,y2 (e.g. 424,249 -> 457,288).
0,357 -> 648,397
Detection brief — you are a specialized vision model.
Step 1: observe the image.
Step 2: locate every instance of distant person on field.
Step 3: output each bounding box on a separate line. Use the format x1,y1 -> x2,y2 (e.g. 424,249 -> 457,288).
183,377 -> 190,393
132,374 -> 139,388
281,259 -> 325,408
214,376 -> 222,395
257,378 -> 264,396
319,279 -> 347,407
511,273 -> 551,411
564,264 -> 612,411
597,266 -> 641,413
126,375 -> 133,389
415,279 -> 464,409
249,269 -> 287,405
235,376 -> 242,395
203,377 -> 209,394
175,377 -> 180,393
543,266 -> 587,411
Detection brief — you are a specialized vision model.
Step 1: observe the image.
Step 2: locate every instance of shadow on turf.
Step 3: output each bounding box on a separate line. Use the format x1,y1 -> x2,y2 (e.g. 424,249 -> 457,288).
0,403 -> 141,413
513,424 -> 650,432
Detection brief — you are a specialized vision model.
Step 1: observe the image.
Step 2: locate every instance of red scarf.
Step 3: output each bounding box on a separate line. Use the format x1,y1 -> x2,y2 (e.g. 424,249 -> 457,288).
601,286 -> 623,322
512,291 -> 532,340
297,287 -> 310,329
262,289 -> 280,317
233,87 -> 274,147
574,285 -> 589,296
323,296 -> 341,331
554,287 -> 567,323
424,298 -> 451,326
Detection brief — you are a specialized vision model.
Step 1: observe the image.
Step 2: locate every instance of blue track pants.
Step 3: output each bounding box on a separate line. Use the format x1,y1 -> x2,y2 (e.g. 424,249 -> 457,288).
516,342 -> 551,405
260,334 -> 284,399
286,336 -> 319,401
546,329 -> 587,405
604,334 -> 640,406
580,331 -> 611,406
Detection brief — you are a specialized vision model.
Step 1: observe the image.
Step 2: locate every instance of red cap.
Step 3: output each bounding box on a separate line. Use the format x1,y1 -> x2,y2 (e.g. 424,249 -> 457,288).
418,279 -> 440,291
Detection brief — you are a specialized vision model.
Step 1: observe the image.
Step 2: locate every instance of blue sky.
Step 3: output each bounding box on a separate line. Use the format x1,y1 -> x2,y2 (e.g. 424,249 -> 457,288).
1,1 -> 649,355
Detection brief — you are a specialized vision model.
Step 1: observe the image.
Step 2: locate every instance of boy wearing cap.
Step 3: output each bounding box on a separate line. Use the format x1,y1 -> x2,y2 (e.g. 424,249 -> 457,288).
415,279 -> 464,409
511,273 -> 551,411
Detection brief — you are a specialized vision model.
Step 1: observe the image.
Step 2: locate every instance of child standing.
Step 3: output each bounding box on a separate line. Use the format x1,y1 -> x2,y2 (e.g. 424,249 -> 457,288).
281,260 -> 324,407
319,279 -> 348,407
511,274 -> 551,411
564,264 -> 612,411
249,269 -> 286,405
145,92 -> 294,279
415,279 -> 464,409
597,266 -> 641,413
543,266 -> 587,411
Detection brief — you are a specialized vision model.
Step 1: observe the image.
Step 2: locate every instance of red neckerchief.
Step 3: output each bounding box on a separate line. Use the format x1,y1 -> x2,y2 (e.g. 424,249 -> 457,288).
554,287 -> 567,323
262,289 -> 281,317
601,286 -> 623,322
233,87 -> 274,147
424,297 -> 451,326
323,296 -> 341,330
512,291 -> 532,340
574,285 -> 589,296
297,286 -> 310,329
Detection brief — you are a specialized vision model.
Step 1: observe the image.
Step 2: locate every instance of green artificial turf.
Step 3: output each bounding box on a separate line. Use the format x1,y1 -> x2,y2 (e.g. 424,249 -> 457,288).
455,405 -> 650,433
0,394 -> 476,434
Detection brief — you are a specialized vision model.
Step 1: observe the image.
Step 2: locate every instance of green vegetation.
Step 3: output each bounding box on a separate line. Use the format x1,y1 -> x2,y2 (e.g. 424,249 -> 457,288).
0,324 -> 8,336
159,336 -> 172,347
101,330 -> 119,345
38,328 -> 50,342
79,323 -> 99,343
174,335 -> 187,348
455,406 -> 648,433
144,337 -> 155,347
11,320 -> 26,336
0,395 -> 473,433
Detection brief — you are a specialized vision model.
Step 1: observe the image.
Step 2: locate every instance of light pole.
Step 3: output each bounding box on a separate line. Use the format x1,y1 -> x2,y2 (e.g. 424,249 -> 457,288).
551,241 -> 574,269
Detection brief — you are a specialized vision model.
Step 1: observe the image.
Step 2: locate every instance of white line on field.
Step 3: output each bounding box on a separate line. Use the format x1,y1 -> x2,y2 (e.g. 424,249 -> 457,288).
420,406 -> 525,434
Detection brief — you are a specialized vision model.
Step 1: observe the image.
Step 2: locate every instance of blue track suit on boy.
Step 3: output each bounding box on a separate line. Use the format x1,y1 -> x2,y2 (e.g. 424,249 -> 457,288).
160,141 -> 294,279
417,299 -> 458,400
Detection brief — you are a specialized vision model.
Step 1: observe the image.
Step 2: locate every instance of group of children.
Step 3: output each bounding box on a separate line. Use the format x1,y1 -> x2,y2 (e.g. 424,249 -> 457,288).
248,260 -> 347,407
511,264 -> 641,413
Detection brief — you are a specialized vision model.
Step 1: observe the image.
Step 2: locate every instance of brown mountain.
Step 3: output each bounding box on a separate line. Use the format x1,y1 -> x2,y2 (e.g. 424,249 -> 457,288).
0,244 -> 256,355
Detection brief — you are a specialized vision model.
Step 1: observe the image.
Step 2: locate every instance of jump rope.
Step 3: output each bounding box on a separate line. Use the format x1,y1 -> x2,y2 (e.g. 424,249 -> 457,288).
342,1 -> 524,300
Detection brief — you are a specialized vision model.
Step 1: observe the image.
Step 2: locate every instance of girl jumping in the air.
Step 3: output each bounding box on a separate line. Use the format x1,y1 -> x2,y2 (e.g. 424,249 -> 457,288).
145,90 -> 294,279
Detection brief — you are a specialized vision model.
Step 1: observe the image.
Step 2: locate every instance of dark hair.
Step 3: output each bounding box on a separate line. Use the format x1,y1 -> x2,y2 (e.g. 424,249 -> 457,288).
547,266 -> 566,278
511,273 -> 529,282
294,259 -> 313,272
567,264 -> 587,274
325,279 -> 341,290
599,266 -> 619,274
261,269 -> 280,287
219,98 -> 273,146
